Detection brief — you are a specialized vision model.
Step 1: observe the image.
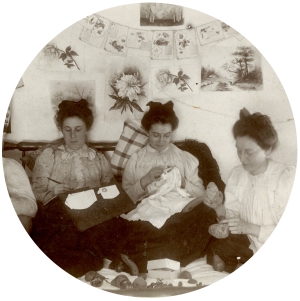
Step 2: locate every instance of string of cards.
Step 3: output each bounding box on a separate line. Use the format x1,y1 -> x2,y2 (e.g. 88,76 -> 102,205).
78,14 -> 242,60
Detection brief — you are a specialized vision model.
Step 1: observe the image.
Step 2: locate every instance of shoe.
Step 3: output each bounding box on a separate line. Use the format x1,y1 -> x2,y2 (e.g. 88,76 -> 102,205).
108,254 -> 139,276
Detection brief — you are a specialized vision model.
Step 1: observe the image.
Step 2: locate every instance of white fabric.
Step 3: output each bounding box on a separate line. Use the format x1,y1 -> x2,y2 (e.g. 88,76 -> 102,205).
2,157 -> 37,217
122,143 -> 204,203
121,167 -> 194,228
224,159 -> 295,253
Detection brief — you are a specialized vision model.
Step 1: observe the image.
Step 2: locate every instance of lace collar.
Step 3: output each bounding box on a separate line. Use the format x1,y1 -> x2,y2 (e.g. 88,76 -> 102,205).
58,144 -> 96,161
146,143 -> 170,154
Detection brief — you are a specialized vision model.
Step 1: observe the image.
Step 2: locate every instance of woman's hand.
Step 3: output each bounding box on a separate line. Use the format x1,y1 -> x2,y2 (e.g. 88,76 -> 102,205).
140,166 -> 165,190
218,217 -> 260,237
53,183 -> 73,195
204,191 -> 223,209
218,217 -> 247,234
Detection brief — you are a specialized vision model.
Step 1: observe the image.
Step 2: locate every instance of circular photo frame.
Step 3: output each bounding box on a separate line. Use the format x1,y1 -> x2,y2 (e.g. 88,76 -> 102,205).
1,1 -> 299,300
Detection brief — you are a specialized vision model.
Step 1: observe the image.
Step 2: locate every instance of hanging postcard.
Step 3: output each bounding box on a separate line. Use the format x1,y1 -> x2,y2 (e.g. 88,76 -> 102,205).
201,46 -> 263,91
78,14 -> 100,30
151,62 -> 200,98
175,28 -> 198,59
104,22 -> 129,56
151,30 -> 174,60
79,15 -> 111,49
221,22 -> 239,39
197,21 -> 224,45
140,3 -> 184,26
127,28 -> 153,51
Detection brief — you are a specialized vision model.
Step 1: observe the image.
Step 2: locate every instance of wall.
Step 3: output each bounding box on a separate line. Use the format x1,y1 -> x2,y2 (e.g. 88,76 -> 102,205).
3,3 -> 297,182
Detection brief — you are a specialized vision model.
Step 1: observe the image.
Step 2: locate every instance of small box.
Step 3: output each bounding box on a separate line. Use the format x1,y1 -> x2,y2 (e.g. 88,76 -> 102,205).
147,258 -> 180,271
148,269 -> 180,280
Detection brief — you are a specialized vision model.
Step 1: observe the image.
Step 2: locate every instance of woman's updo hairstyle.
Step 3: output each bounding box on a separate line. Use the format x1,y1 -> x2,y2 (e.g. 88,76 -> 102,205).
141,101 -> 179,132
233,108 -> 278,151
55,99 -> 94,130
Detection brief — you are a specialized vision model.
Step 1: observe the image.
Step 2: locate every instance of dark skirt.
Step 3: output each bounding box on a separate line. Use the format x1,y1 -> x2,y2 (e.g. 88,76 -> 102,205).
31,198 -> 217,276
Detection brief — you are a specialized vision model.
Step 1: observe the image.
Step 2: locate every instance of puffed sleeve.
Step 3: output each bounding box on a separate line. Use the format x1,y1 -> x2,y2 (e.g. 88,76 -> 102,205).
258,165 -> 296,243
96,152 -> 114,184
181,151 -> 205,198
122,152 -> 146,203
31,148 -> 55,202
223,167 -> 240,218
3,158 -> 37,218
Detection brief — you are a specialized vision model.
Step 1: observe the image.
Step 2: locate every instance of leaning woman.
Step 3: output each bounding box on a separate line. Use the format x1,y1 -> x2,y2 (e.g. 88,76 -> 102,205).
30,99 -> 117,277
205,108 -> 296,273
120,101 -> 218,273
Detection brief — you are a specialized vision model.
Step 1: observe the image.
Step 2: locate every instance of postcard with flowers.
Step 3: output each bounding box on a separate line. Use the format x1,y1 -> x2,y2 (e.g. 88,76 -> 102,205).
151,30 -> 174,60
104,22 -> 129,56
127,28 -> 153,51
78,14 -> 100,30
79,15 -> 111,49
38,42 -> 84,72
196,21 -> 225,45
175,28 -> 199,59
105,56 -> 149,117
151,62 -> 200,98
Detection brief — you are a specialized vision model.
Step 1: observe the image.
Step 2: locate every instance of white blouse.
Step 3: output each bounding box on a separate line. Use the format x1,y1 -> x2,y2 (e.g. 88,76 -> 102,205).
122,143 -> 205,203
224,159 -> 296,253
3,157 -> 37,218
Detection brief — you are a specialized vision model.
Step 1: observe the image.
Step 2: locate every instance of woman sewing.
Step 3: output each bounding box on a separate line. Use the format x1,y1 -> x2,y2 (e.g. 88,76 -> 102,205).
117,101 -> 218,273
30,99 -> 117,277
205,108 -> 296,273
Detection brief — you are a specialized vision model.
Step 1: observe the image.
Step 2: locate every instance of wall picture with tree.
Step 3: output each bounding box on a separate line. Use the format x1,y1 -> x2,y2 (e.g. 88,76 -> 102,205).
201,45 -> 263,91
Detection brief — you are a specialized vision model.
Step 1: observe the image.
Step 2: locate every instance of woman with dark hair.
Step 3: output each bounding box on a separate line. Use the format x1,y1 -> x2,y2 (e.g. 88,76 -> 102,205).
123,101 -> 203,201
32,99 -> 113,203
31,99 -> 116,277
119,101 -> 217,273
205,108 -> 295,273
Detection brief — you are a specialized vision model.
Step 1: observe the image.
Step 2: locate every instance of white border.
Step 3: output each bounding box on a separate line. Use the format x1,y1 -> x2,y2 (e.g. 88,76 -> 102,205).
1,1 -> 299,300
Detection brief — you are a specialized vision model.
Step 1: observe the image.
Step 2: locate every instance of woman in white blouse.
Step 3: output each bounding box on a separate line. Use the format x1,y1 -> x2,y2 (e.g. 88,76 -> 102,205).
205,108 -> 296,273
120,101 -> 218,273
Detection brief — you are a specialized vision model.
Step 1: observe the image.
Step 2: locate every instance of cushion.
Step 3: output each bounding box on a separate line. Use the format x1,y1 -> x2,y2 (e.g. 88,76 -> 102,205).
110,121 -> 149,176
20,138 -> 65,171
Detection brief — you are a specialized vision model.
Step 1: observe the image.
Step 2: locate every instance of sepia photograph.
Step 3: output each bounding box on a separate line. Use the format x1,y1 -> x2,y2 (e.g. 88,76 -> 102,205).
1,1 -> 299,301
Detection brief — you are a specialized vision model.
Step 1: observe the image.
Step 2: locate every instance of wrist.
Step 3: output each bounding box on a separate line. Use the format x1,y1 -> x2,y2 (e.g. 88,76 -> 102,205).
215,204 -> 226,217
140,177 -> 148,190
43,190 -> 54,204
245,223 -> 261,237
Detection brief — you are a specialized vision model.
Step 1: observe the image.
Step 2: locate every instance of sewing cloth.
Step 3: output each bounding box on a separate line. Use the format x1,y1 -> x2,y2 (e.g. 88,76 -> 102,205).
122,143 -> 205,203
121,167 -> 194,228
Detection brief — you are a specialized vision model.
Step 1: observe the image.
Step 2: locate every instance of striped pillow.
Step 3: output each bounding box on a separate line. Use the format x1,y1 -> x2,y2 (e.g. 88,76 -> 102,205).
111,121 -> 148,176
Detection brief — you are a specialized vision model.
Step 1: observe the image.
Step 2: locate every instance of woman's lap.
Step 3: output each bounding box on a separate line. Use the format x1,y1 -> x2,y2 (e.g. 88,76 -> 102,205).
30,199 -> 217,275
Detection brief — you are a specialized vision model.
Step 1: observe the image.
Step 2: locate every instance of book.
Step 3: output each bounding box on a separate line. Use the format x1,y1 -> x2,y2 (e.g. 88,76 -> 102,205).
57,180 -> 136,231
